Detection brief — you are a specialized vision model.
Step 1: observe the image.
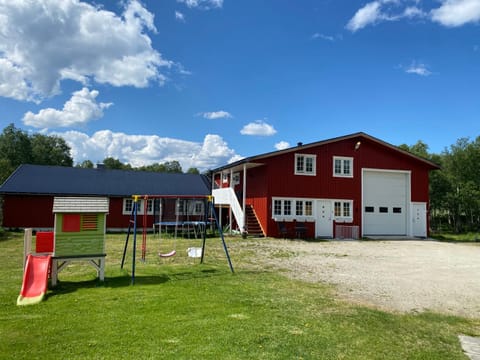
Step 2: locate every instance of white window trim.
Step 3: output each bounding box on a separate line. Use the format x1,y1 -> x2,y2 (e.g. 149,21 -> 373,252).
294,154 -> 317,176
333,156 -> 353,178
176,199 -> 205,216
333,200 -> 353,222
232,172 -> 240,186
122,198 -> 154,215
272,197 -> 315,221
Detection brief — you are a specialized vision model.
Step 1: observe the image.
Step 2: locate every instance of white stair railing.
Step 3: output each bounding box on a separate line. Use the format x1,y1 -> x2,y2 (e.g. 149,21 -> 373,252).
212,188 -> 244,231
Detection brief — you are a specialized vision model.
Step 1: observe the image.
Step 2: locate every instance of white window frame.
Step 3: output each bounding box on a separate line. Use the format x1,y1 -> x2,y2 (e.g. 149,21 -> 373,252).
333,156 -> 353,178
333,200 -> 353,222
222,173 -> 229,183
232,172 -> 240,186
272,197 -> 315,220
294,154 -> 316,176
122,198 -> 154,215
176,199 -> 205,216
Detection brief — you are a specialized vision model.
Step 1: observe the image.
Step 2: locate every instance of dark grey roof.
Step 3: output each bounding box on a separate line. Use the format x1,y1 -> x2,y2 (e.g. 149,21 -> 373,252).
212,132 -> 440,172
0,164 -> 211,197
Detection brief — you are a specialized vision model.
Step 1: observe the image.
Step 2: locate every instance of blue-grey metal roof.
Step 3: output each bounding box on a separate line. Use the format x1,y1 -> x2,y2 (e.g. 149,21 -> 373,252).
0,164 -> 211,197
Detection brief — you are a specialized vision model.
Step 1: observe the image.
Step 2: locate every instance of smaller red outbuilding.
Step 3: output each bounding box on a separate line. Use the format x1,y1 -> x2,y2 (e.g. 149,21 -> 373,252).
0,164 -> 211,231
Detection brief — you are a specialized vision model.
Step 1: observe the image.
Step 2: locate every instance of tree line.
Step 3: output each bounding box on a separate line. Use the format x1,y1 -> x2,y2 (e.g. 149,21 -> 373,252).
400,138 -> 480,233
1,124 -> 479,233
0,124 -> 199,184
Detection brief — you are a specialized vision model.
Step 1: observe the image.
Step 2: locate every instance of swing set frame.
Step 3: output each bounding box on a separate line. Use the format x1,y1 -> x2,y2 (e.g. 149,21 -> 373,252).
120,195 -> 234,284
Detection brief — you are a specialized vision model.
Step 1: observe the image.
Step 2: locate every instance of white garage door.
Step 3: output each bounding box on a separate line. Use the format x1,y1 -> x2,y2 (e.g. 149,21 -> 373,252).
363,171 -> 408,236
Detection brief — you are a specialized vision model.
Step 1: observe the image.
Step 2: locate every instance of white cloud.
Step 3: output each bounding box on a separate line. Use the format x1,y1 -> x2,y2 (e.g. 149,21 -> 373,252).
275,141 -> 290,150
175,11 -> 185,22
23,88 -> 112,129
403,6 -> 426,18
346,1 -> 383,32
0,0 -> 170,102
347,0 -> 478,31
57,130 -> 239,171
431,0 -> 480,27
201,110 -> 233,119
311,33 -> 342,42
405,62 -> 432,76
177,0 -> 223,9
240,120 -> 277,136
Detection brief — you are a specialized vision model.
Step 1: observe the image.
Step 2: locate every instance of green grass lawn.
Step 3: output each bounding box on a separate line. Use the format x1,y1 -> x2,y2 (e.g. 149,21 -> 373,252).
430,231 -> 480,242
1,231 -> 479,359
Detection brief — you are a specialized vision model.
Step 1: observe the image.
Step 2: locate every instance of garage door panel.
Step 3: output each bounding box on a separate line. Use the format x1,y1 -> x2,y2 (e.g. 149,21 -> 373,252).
363,171 -> 408,236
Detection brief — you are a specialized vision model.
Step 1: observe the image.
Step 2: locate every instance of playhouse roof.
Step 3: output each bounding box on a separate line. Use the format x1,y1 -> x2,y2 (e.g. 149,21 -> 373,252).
53,197 -> 109,213
0,164 -> 211,197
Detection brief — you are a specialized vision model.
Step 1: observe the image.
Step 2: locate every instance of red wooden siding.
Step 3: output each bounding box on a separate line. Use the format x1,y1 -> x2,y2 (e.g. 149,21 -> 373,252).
2,195 -> 211,231
3,195 -> 54,228
3,195 -> 138,230
235,135 -> 435,238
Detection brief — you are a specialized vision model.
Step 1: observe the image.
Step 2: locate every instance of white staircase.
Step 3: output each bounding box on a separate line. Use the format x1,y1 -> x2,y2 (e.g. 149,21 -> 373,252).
212,188 -> 244,232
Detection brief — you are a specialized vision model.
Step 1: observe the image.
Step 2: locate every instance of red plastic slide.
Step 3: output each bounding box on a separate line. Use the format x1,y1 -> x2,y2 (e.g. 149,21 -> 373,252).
17,254 -> 52,306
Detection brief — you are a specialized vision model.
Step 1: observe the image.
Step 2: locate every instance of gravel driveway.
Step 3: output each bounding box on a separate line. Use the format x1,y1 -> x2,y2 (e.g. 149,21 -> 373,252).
245,239 -> 480,318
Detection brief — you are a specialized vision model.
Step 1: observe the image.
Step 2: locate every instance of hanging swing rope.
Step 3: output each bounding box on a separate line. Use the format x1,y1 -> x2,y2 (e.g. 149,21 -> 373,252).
141,195 -> 149,262
158,197 -> 178,258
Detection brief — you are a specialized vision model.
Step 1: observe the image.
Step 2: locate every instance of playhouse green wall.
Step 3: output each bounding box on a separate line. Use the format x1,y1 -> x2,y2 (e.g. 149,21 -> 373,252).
55,213 -> 106,256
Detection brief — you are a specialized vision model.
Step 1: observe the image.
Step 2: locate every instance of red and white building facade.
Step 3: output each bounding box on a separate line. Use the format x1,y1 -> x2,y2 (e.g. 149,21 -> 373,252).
212,132 -> 439,239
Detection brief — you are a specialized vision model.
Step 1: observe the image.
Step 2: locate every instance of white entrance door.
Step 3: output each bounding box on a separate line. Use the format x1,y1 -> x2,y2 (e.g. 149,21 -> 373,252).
316,200 -> 333,238
412,203 -> 427,238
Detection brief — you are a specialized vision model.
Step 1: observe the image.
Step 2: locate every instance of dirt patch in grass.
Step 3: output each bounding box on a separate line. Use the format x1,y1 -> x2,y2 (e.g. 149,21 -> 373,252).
239,239 -> 480,318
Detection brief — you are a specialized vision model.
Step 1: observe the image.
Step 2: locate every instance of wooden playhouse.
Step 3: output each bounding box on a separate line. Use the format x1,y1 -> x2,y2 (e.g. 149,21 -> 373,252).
51,197 -> 109,285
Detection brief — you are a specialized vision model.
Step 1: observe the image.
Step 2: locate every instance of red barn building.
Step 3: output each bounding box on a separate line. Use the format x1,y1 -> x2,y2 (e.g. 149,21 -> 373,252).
0,164 -> 211,231
212,132 -> 439,239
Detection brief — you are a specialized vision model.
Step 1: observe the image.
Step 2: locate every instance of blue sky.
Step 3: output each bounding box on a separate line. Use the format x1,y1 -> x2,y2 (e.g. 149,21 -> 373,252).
0,0 -> 479,171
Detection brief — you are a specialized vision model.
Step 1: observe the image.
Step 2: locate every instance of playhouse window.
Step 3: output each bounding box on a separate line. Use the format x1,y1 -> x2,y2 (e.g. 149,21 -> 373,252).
82,214 -> 98,231
295,154 -> 316,176
63,214 -> 81,232
333,157 -> 353,178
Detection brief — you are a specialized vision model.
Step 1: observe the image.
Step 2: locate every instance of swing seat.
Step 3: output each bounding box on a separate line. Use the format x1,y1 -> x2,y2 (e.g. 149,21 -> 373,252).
158,250 -> 176,258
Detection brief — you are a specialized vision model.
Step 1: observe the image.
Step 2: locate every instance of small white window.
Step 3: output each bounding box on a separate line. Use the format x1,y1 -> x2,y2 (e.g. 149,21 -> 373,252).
222,173 -> 229,183
333,156 -> 353,178
295,154 -> 316,176
123,198 -> 133,214
305,201 -> 313,216
123,198 -> 154,215
333,200 -> 353,221
176,200 -> 205,215
232,172 -> 240,185
274,200 -> 282,216
296,201 -> 303,216
272,198 -> 315,219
